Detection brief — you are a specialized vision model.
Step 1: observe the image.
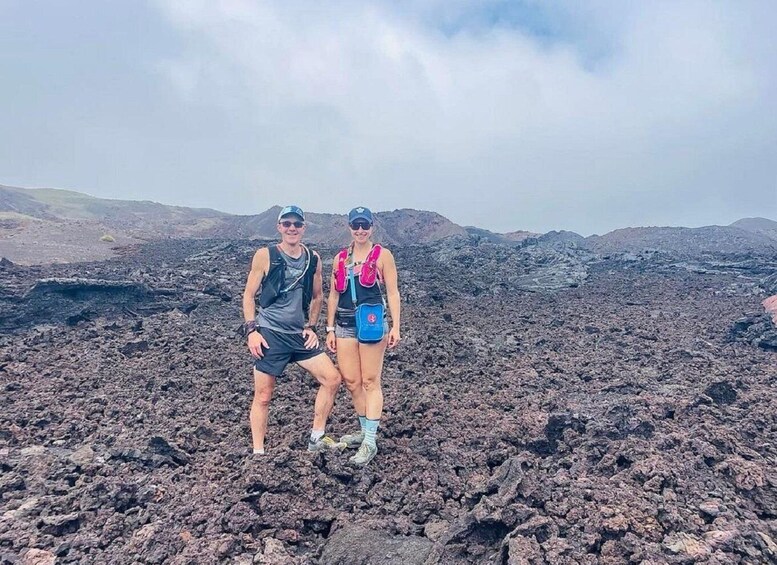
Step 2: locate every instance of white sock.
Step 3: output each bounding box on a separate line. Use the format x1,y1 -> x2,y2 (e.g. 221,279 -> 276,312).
310,429 -> 325,443
253,448 -> 265,455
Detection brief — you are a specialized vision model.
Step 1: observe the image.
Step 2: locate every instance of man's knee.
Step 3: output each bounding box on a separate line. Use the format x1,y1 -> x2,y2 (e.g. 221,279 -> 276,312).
253,389 -> 273,407
321,366 -> 342,390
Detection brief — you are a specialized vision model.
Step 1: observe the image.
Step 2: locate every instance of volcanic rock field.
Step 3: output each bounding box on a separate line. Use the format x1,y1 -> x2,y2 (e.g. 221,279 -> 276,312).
1,236 -> 776,564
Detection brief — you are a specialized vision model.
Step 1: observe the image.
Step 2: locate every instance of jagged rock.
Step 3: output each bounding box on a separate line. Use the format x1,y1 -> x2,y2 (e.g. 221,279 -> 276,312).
1,235 -> 776,563
19,548 -> 56,565
37,513 -> 81,536
253,538 -> 298,564
320,525 -> 433,565
703,382 -> 737,405
68,445 -> 97,467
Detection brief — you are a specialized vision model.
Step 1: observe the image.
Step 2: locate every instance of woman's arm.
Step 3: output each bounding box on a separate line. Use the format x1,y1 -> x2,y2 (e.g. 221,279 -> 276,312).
380,248 -> 401,348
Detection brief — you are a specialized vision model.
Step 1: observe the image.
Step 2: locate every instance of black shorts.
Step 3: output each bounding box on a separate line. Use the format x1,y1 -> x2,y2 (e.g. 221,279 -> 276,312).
253,327 -> 324,377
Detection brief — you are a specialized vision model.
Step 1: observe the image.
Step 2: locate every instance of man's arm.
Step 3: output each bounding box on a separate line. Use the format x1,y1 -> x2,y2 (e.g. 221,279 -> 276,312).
243,248 -> 271,358
243,248 -> 270,324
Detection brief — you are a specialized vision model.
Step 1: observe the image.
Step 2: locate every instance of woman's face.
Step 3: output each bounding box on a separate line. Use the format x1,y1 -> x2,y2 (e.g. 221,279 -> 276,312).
349,219 -> 372,243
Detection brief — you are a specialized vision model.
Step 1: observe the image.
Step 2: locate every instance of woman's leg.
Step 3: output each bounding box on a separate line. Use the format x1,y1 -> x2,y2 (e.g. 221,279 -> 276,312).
348,337 -> 387,464
358,338 -> 387,420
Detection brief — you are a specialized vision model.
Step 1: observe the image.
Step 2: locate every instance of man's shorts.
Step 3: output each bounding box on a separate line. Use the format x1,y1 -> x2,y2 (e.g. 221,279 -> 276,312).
253,327 -> 324,377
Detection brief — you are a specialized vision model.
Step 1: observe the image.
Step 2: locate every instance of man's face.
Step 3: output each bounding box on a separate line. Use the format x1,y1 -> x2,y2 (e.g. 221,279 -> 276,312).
277,214 -> 306,244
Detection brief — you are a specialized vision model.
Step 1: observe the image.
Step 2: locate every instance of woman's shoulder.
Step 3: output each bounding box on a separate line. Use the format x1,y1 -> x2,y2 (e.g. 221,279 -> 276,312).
376,245 -> 394,265
376,244 -> 392,256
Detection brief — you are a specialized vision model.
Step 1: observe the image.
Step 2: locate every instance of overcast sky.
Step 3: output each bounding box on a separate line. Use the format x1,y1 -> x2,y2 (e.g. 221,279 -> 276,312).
1,1 -> 775,235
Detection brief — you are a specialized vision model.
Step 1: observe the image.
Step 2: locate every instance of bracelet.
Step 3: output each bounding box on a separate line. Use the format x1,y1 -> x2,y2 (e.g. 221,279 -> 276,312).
242,320 -> 257,337
304,324 -> 318,333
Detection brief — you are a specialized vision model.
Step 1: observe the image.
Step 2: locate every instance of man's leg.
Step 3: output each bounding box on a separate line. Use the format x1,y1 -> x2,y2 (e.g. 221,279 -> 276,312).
336,337 -> 367,444
250,369 -> 276,453
297,353 -> 342,434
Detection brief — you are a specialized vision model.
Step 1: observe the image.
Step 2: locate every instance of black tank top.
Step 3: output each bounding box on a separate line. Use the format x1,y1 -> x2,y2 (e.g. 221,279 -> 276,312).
337,270 -> 383,310
336,263 -> 384,327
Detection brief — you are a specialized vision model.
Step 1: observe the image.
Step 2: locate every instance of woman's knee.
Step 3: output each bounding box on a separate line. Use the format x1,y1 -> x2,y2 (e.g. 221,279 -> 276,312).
340,372 -> 363,392
362,373 -> 382,392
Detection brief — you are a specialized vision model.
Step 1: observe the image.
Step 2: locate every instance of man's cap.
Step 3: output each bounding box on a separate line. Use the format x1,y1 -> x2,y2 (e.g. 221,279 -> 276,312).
348,206 -> 373,224
278,205 -> 305,222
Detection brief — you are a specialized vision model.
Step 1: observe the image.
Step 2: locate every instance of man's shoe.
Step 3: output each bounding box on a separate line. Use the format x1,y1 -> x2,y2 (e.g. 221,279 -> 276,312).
307,435 -> 346,452
339,430 -> 365,449
348,442 -> 377,466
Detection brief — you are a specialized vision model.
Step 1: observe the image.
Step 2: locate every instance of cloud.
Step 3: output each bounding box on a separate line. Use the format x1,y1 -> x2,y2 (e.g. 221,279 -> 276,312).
2,1 -> 775,234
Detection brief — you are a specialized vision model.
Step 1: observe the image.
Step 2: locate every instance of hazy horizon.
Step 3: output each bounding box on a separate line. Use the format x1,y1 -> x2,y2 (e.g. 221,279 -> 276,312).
1,1 -> 775,235
4,182 -> 775,238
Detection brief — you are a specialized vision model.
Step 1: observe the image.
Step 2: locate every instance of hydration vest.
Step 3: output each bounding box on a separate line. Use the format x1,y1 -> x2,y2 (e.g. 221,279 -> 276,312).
334,244 -> 382,293
259,244 -> 317,312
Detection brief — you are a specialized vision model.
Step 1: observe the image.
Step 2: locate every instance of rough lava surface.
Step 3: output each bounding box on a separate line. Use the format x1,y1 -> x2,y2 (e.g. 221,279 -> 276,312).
1,237 -> 776,564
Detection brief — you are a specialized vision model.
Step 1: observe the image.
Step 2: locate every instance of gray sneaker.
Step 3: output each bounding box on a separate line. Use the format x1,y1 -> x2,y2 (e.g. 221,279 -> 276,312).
307,435 -> 346,452
339,430 -> 365,449
348,442 -> 377,466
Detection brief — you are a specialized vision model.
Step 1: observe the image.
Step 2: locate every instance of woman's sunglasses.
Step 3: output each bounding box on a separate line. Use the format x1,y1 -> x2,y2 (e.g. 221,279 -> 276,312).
349,221 -> 372,230
279,220 -> 305,228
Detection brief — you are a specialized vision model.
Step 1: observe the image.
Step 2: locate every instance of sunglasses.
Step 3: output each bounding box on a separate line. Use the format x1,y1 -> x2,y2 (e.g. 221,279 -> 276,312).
279,220 -> 305,228
349,221 -> 372,230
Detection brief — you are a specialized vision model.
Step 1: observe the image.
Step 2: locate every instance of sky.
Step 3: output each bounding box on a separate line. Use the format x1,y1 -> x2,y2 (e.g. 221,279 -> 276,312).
0,1 -> 775,236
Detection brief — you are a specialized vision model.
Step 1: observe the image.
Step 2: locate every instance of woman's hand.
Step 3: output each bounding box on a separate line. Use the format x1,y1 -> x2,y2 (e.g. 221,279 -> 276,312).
248,331 -> 269,358
387,326 -> 401,349
302,328 -> 319,349
326,331 -> 337,353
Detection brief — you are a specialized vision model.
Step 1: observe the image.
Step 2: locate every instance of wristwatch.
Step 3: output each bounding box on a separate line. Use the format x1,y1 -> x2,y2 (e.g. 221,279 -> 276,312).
326,326 -> 336,333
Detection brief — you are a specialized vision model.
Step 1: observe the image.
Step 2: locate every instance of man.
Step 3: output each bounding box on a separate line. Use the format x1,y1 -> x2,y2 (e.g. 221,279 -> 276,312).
242,205 -> 344,454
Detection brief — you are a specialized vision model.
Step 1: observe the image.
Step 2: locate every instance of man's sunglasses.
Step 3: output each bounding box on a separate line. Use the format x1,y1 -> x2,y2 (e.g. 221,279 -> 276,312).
349,221 -> 372,230
279,220 -> 305,228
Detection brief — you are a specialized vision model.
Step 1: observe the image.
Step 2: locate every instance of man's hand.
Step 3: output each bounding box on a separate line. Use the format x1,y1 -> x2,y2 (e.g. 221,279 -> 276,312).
302,328 -> 319,349
326,331 -> 337,353
387,326 -> 401,349
248,331 -> 269,358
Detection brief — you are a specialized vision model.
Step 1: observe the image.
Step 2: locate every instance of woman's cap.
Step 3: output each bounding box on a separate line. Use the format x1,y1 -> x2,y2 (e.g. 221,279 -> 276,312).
348,207 -> 373,224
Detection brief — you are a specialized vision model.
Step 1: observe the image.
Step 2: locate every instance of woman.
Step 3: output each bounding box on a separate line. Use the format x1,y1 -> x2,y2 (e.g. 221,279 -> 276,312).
326,206 -> 401,466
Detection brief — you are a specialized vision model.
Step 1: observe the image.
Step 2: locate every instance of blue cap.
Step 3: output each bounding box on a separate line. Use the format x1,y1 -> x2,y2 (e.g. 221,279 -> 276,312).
348,206 -> 373,224
278,205 -> 305,222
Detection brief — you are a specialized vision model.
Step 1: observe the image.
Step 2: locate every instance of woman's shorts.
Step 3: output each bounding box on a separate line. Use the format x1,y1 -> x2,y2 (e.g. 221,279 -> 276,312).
335,322 -> 389,340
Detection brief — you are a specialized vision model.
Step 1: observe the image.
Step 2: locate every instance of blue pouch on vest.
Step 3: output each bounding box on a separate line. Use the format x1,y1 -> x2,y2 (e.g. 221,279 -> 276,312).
355,303 -> 385,343
349,267 -> 386,343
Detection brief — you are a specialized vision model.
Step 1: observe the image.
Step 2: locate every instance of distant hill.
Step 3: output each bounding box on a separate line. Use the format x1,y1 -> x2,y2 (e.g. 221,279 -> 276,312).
0,186 -> 467,263
0,185 -> 229,237
465,227 -> 539,245
730,217 -> 777,241
1,184 -> 775,264
586,225 -> 777,257
212,206 -> 466,246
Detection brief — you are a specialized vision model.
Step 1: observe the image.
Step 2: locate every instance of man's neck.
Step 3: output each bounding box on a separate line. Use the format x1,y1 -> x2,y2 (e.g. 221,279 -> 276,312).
278,241 -> 304,258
